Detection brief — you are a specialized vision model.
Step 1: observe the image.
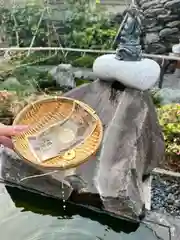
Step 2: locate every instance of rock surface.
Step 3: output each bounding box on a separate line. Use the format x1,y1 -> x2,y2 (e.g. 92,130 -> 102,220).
138,0 -> 180,53
154,87 -> 180,104
0,79 -> 164,220
64,80 -> 164,218
49,64 -> 96,89
93,54 -> 160,90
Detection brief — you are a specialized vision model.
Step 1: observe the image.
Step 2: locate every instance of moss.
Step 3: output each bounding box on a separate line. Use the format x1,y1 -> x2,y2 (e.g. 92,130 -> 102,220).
72,55 -> 96,68
76,78 -> 90,86
150,89 -> 161,107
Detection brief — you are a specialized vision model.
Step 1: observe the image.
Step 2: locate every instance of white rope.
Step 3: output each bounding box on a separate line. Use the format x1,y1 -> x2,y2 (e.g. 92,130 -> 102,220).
0,47 -> 179,61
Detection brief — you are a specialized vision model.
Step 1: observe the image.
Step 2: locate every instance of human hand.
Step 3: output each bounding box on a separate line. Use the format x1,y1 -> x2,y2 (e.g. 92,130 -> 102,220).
0,124 -> 28,149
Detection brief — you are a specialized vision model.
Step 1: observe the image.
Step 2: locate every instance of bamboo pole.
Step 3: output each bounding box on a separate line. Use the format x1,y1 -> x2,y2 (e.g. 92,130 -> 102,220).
0,47 -> 179,61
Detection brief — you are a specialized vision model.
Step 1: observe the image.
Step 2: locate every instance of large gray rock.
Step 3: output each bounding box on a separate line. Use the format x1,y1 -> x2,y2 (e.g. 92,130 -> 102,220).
65,80 -> 165,218
0,80 -> 165,220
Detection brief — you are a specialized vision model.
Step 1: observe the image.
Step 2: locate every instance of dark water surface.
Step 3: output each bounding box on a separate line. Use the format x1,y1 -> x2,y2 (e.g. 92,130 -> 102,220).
0,184 -> 158,240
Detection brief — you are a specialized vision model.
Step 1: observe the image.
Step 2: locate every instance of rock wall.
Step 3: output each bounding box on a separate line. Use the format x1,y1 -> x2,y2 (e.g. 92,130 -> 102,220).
137,0 -> 180,54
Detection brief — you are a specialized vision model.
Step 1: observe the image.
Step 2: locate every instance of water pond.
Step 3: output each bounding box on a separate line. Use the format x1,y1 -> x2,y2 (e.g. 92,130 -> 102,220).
0,183 -> 159,240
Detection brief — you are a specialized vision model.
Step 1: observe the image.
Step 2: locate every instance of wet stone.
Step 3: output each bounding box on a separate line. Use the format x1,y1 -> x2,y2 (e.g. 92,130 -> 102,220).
145,43 -> 167,54
159,27 -> 179,37
141,0 -> 180,54
167,193 -> 175,204
142,0 -> 161,10
158,14 -> 179,22
144,8 -> 168,17
166,20 -> 180,28
144,18 -> 157,28
145,33 -> 160,44
146,26 -> 163,33
174,200 -> 180,208
164,0 -> 180,9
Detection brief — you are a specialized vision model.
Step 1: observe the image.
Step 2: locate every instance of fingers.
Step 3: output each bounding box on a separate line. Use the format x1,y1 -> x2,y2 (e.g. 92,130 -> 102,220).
0,136 -> 13,149
0,125 -> 29,137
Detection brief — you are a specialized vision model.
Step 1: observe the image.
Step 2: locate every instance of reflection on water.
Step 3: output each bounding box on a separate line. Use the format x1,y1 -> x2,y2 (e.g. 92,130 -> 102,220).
0,183 -> 157,240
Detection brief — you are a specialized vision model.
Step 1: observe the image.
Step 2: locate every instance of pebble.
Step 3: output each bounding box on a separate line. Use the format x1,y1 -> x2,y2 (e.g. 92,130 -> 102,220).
151,174 -> 180,216
174,200 -> 180,208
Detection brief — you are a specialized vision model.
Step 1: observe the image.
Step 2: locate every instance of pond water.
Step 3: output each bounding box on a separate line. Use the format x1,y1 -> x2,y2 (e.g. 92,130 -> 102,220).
0,183 -> 158,240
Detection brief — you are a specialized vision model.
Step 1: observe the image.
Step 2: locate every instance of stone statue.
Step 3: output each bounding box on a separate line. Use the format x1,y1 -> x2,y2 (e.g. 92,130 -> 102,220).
93,4 -> 160,91
115,6 -> 144,61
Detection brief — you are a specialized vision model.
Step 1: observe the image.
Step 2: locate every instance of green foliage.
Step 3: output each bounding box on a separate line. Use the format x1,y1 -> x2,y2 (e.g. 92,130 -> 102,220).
0,0 -> 119,78
158,104 -> 180,156
72,55 -> 96,68
63,0 -> 118,49
150,88 -> 161,107
0,0 -> 119,99
76,78 -> 90,86
0,5 -> 52,47
0,1 -> 118,50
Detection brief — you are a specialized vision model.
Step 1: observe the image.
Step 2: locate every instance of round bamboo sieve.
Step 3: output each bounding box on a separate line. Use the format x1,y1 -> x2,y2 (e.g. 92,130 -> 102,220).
12,96 -> 103,170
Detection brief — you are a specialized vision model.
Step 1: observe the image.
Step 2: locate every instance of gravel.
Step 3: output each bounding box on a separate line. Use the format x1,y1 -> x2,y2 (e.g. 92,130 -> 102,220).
151,174 -> 180,217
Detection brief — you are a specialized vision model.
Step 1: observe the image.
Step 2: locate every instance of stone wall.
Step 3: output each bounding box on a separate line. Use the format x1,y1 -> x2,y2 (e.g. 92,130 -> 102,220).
137,0 -> 180,54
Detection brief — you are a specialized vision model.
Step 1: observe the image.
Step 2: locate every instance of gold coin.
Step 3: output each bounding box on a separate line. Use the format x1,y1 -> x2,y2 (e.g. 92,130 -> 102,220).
62,150 -> 76,160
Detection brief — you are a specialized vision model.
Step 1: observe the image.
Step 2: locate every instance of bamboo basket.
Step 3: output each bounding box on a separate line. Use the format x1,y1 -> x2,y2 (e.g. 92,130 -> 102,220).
12,96 -> 103,170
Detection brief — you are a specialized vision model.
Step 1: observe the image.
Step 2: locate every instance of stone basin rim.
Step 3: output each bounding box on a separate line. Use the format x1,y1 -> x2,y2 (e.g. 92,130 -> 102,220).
153,167 -> 180,178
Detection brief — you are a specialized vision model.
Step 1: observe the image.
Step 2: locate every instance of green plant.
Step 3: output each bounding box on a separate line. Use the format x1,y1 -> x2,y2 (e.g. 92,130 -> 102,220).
0,1 -> 118,50
0,5 -> 51,47
62,0 -> 118,49
150,88 -> 161,107
72,55 -> 96,68
158,104 -> 180,156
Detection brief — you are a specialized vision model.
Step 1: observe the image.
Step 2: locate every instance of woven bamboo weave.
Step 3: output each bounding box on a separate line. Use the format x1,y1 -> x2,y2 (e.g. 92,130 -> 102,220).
12,96 -> 103,170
